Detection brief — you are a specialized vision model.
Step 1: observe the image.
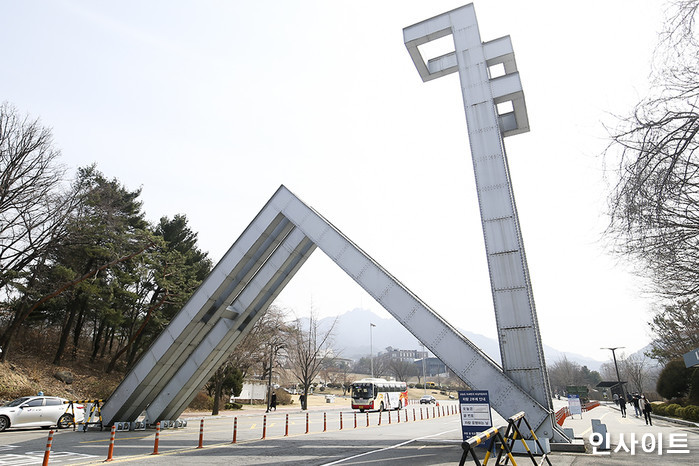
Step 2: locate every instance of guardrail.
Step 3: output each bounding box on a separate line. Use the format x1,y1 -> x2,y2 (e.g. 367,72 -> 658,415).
555,401 -> 601,426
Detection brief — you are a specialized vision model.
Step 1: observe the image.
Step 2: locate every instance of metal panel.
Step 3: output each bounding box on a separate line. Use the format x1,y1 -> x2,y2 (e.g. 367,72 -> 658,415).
101,4 -> 562,441
273,187 -> 553,437
144,228 -> 314,421
101,184 -> 559,439
404,4 -> 564,441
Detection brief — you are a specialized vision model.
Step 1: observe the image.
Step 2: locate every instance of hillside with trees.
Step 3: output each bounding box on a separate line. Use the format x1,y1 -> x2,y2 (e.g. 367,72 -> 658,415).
0,103 -> 212,401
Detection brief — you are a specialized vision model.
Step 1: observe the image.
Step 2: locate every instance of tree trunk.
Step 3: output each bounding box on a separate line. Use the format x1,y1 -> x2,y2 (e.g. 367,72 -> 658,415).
105,292 -> 168,373
0,243 -> 152,362
71,303 -> 87,360
91,317 -> 106,362
212,369 -> 223,415
126,329 -> 147,369
102,326 -> 113,359
0,265 -> 44,362
54,293 -> 83,365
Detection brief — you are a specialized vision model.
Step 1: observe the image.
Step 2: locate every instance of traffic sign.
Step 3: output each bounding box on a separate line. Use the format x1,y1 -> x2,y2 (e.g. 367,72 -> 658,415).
458,390 -> 493,441
684,348 -> 699,368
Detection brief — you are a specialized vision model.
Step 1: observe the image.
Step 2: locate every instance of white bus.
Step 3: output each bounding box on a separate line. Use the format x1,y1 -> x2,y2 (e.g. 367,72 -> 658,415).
350,378 -> 408,412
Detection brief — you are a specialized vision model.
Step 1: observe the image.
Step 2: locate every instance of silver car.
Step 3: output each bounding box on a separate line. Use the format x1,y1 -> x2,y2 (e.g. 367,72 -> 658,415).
0,396 -> 85,431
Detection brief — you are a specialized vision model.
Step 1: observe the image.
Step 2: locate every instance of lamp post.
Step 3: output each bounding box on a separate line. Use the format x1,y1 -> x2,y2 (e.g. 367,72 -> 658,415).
370,323 -> 376,378
421,343 -> 427,396
266,340 -> 284,413
601,347 -> 626,400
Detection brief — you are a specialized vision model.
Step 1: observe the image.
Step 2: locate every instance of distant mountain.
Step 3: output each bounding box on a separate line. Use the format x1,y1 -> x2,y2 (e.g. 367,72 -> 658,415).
317,307 -> 605,371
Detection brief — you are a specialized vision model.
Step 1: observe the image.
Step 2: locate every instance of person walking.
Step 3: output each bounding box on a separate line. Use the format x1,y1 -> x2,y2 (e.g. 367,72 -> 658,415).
641,395 -> 653,426
270,391 -> 277,411
631,394 -> 641,417
618,395 -> 627,418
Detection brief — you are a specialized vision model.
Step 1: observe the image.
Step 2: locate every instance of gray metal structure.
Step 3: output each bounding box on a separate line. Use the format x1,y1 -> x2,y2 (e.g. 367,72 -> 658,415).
103,3 -> 566,441
404,3 -> 561,440
403,4 -> 566,440
102,185 -> 557,439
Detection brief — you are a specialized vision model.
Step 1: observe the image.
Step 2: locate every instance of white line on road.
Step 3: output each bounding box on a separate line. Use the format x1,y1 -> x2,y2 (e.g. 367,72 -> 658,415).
579,410 -> 610,437
320,428 -> 459,465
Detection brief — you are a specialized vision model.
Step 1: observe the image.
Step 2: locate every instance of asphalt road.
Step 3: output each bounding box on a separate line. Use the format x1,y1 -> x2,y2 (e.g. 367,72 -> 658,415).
0,402 -> 465,465
0,400 -> 697,465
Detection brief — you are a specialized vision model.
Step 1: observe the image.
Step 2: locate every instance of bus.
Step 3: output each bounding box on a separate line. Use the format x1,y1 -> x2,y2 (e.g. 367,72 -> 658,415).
350,378 -> 408,412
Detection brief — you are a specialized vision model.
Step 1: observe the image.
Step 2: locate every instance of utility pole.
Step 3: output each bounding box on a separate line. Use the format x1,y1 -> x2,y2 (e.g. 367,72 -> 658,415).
601,347 -> 626,400
370,323 -> 376,378
266,340 -> 284,413
421,343 -> 427,396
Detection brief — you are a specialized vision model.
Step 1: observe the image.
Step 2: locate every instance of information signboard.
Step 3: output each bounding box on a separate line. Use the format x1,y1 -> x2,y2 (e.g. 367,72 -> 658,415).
458,390 -> 493,441
684,347 -> 699,368
568,394 -> 582,417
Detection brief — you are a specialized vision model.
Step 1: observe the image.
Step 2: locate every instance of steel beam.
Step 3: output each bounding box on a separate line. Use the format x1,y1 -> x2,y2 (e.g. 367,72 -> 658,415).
102,185 -> 558,439
404,4 -> 563,441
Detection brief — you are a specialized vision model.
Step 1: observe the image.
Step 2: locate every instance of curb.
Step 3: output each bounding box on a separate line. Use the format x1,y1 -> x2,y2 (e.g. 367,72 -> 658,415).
606,404 -> 699,428
650,414 -> 699,428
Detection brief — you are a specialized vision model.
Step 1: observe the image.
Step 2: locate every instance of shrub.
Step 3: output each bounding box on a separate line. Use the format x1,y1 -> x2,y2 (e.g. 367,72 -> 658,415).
275,390 -> 292,405
408,384 -> 415,389
188,391 -> 213,411
665,403 -> 682,416
224,402 -> 243,410
681,405 -> 699,421
653,403 -> 667,416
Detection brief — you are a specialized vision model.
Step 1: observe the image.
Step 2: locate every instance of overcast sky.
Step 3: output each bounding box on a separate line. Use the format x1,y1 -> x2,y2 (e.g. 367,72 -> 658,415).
1,0 -> 666,362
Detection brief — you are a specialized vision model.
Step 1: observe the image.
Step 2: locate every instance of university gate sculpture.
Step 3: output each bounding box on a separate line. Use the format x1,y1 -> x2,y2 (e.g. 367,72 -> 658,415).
102,4 -> 567,442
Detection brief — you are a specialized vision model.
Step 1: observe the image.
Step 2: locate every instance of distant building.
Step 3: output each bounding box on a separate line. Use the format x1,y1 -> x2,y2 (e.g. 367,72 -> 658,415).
379,346 -> 428,362
414,357 -> 448,377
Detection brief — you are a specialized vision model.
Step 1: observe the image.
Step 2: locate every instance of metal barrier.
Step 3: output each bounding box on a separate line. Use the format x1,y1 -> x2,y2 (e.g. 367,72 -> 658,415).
500,411 -> 552,465
554,407 -> 569,426
459,411 -> 553,466
459,425 -> 513,466
555,401 -> 600,425
64,399 -> 103,431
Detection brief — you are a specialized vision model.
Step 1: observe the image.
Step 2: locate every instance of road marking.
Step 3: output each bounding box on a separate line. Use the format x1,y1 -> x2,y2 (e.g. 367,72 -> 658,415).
320,428 -> 459,465
579,411 -> 610,437
0,451 -> 98,465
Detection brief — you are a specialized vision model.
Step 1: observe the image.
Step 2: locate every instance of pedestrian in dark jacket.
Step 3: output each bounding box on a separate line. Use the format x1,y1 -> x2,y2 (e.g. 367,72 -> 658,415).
642,395 -> 653,425
631,394 -> 641,417
618,395 -> 627,418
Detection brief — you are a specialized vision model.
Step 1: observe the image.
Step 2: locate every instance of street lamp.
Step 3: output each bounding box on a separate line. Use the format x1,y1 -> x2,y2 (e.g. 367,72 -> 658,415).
266,340 -> 284,413
421,343 -> 427,396
370,323 -> 376,378
601,346 -> 626,400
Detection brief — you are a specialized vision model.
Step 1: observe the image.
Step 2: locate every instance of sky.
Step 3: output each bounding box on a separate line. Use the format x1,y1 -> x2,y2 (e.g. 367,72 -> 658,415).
1,0 -> 668,363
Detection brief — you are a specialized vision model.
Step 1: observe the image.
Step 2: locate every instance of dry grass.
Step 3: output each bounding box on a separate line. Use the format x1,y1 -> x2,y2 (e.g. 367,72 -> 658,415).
0,331 -> 124,403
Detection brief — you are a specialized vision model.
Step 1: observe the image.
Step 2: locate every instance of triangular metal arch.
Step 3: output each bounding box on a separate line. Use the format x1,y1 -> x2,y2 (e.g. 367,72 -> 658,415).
102,185 -> 557,439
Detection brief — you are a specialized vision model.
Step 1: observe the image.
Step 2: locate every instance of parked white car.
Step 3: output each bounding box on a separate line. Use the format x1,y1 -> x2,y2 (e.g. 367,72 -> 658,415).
0,396 -> 85,431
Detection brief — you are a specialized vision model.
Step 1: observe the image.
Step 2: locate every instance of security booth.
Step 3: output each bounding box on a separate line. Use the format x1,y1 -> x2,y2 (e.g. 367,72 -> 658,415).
596,381 -> 627,401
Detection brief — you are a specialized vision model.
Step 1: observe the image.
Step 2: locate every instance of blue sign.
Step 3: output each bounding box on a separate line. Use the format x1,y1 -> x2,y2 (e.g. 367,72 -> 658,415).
458,390 -> 493,441
684,348 -> 699,368
568,394 -> 582,416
